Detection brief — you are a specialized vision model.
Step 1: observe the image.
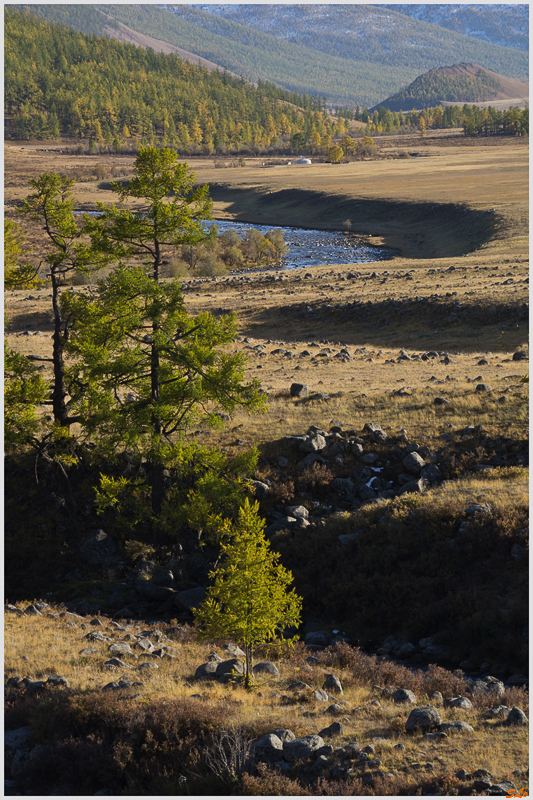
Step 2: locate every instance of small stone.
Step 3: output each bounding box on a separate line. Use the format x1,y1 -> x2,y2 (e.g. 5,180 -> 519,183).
319,721 -> 344,738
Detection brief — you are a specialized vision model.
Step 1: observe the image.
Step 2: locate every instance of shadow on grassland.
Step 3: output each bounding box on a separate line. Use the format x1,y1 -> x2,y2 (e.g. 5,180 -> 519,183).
238,295 -> 528,353
206,185 -> 501,259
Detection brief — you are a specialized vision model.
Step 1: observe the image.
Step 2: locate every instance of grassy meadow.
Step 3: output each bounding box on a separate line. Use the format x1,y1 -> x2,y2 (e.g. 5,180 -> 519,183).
4,131 -> 529,795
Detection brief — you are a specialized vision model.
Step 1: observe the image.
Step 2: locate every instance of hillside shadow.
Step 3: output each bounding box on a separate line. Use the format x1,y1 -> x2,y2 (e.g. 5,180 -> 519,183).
239,296 -> 528,353
207,184 -> 499,260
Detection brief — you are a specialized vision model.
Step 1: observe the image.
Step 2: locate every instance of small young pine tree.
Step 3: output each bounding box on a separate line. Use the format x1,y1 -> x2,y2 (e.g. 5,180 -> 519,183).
194,499 -> 302,688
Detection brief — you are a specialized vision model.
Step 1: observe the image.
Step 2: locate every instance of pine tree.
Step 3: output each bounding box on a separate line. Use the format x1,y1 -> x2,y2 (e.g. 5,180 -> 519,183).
194,499 -> 302,688
18,174 -> 101,426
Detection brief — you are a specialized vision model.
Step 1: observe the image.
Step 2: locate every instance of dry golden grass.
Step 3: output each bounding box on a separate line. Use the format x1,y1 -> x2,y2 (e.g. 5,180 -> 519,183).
4,135 -> 528,793
4,609 -> 529,790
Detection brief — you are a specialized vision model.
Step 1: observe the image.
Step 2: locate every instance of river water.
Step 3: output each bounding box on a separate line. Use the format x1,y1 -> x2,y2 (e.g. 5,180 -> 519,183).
78,212 -> 395,270
206,219 -> 396,270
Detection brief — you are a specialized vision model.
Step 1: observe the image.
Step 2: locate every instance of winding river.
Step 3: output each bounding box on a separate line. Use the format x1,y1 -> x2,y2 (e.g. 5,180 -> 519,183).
206,219 -> 396,270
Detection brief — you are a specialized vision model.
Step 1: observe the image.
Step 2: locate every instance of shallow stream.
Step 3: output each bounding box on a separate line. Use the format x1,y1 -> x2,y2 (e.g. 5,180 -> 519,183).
206,219 -> 396,270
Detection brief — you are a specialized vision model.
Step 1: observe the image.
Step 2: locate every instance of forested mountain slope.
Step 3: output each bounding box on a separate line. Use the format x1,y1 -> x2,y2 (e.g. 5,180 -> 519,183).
12,3 -> 528,108
4,8 -> 333,147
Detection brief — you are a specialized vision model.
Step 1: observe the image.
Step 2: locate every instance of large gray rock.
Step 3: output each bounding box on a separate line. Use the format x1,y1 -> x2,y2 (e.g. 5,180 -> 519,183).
249,733 -> 284,764
485,705 -> 511,719
271,729 -> 295,742
420,464 -> 442,483
397,478 -> 428,496
323,674 -> 343,694
195,662 -> 218,679
304,631 -> 330,647
331,477 -> 357,501
393,688 -> 417,704
215,658 -> 245,676
5,727 -> 33,764
473,676 -> 504,697
448,696 -> 473,710
135,579 -> 176,602
405,706 -> 442,733
290,383 -> 308,398
285,505 -> 309,520
319,721 -> 343,738
251,480 -> 270,499
223,643 -> 246,658
283,734 -> 325,763
490,781 -> 519,796
300,434 -> 327,453
253,661 -> 279,676
264,517 -> 297,536
439,721 -> 474,734
108,643 -> 134,656
312,689 -> 329,702
80,529 -> 116,565
505,706 -> 528,726
402,452 -> 426,474
175,587 -> 206,611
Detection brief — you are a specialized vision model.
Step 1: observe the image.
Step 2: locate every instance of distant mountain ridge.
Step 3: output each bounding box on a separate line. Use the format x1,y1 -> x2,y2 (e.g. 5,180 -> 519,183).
381,4 -> 528,52
372,63 -> 529,112
12,4 -> 529,108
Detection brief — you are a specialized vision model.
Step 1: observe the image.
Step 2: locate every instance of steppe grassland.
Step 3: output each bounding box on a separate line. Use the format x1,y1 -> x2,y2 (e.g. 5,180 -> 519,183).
3,136 -> 530,793
4,610 -> 529,782
5,139 -> 528,456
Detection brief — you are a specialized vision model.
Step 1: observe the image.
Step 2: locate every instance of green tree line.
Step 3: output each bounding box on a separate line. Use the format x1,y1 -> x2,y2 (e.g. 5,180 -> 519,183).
333,103 -> 528,139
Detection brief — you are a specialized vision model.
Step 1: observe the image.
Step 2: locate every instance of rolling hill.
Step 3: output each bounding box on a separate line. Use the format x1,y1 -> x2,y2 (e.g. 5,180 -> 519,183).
12,4 -> 529,108
371,63 -> 529,112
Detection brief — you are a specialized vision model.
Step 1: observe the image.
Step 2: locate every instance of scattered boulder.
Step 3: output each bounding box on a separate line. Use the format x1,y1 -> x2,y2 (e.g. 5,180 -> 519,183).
253,662 -> 279,676
249,733 -> 284,764
135,579 -> 176,602
505,707 -> 528,726
485,705 -> 511,719
447,696 -> 473,710
195,662 -> 219,679
290,383 -> 308,398
285,505 -> 309,520
439,721 -> 474,734
402,452 -> 426,474
392,688 -> 417,704
175,587 -> 206,611
283,734 -> 325,763
304,631 -> 330,647
251,480 -> 270,499
323,674 -> 343,694
319,721 -> 344,738
405,706 -> 442,733
271,729 -> 296,743
79,529 -> 116,565
215,658 -> 245,677
473,676 -> 504,697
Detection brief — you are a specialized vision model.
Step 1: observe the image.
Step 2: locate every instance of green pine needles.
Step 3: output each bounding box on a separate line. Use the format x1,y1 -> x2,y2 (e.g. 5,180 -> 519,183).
194,499 -> 302,688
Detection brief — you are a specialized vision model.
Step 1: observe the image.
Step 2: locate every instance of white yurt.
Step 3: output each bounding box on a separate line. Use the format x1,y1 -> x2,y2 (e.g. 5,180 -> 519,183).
296,157 -> 312,165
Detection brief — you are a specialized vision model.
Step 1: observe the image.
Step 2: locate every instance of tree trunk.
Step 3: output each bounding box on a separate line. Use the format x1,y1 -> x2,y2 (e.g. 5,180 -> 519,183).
150,336 -> 164,519
51,273 -> 69,426
245,644 -> 253,689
